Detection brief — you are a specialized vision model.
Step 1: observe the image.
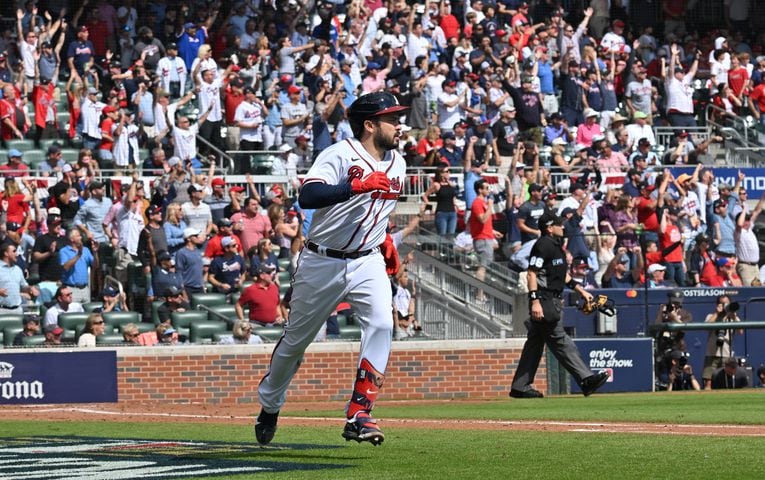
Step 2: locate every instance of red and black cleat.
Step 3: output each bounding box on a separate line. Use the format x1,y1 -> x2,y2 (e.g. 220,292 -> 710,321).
342,413 -> 385,446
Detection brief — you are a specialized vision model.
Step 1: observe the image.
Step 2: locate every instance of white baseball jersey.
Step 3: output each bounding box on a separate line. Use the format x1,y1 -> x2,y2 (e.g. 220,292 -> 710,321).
82,98 -> 106,139
234,101 -> 263,142
303,138 -> 406,252
198,77 -> 224,122
157,55 -> 188,94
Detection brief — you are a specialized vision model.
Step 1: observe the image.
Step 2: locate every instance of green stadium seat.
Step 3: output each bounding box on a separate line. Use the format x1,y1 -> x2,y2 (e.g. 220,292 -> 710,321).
83,302 -> 104,313
57,312 -> 90,339
271,245 -> 281,257
171,311 -> 208,337
21,335 -> 46,346
253,326 -> 284,342
205,304 -> 238,326
190,321 -> 228,344
278,283 -> 289,297
0,316 -> 23,346
21,150 -> 45,166
130,322 -> 156,334
40,139 -> 61,152
339,325 -> 362,341
189,293 -> 227,309
277,271 -> 291,285
6,139 -> 34,152
96,334 -> 127,345
60,148 -> 79,163
57,112 -> 70,129
151,300 -> 164,325
3,326 -> 23,346
102,312 -> 141,333
277,258 -> 291,272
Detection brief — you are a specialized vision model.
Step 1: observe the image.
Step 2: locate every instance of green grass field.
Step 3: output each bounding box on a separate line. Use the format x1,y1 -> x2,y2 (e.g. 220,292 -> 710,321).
2,392 -> 765,479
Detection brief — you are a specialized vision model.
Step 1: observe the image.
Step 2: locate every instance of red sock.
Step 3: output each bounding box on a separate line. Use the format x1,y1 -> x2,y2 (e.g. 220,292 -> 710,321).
347,359 -> 384,419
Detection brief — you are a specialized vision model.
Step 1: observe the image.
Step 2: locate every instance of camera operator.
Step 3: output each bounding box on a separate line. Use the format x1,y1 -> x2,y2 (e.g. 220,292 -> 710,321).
654,289 -> 693,387
655,289 -> 692,349
702,295 -> 743,389
660,349 -> 701,391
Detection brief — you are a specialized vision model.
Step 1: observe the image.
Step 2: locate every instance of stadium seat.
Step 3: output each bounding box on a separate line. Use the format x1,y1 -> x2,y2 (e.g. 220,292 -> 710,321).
102,312 -> 141,333
21,150 -> 45,166
130,322 -> 156,334
56,112 -> 70,129
0,316 -> 23,346
3,326 -> 23,346
278,283 -> 289,297
189,321 -> 228,344
189,292 -> 227,309
21,335 -> 46,346
229,292 -> 241,305
60,148 -> 79,163
277,258 -> 291,272
6,139 -> 34,151
253,326 -> 284,342
57,312 -> 90,340
96,334 -> 127,345
82,302 -> 104,313
39,139 -> 60,152
339,325 -> 362,341
171,311 -> 208,337
151,300 -> 164,325
277,271 -> 291,285
271,245 -> 281,257
205,304 -> 238,327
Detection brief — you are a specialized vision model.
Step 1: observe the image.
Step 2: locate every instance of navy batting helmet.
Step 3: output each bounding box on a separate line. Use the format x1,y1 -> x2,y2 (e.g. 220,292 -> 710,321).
347,92 -> 409,124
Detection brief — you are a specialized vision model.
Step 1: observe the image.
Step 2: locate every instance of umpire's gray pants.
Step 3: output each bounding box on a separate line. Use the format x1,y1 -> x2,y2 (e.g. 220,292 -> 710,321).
511,317 -> 592,392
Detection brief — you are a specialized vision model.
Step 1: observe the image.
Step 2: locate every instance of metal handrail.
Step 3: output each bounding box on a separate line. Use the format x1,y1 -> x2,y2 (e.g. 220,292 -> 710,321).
196,134 -> 236,173
197,304 -> 234,326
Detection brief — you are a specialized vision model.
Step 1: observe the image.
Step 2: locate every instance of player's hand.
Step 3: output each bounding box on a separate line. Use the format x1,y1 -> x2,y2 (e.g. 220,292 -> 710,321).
379,233 -> 400,276
351,171 -> 390,194
580,290 -> 593,303
530,300 -> 544,321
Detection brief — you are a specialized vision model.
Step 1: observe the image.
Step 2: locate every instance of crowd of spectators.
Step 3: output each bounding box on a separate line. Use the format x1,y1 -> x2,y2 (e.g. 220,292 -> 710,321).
2,0 -> 765,348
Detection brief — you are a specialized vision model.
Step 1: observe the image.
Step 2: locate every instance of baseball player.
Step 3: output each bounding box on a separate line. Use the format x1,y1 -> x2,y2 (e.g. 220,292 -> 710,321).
510,212 -> 610,398
256,92 -> 408,446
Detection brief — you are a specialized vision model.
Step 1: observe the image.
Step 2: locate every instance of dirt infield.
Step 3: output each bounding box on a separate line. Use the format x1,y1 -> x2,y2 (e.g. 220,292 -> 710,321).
4,402 -> 765,437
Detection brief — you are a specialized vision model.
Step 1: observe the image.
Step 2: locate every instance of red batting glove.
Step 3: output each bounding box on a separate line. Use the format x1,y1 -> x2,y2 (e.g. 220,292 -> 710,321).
351,171 -> 390,194
380,233 -> 400,276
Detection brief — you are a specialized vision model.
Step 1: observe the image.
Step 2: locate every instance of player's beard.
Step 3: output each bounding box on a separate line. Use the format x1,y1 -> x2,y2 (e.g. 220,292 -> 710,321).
373,128 -> 399,151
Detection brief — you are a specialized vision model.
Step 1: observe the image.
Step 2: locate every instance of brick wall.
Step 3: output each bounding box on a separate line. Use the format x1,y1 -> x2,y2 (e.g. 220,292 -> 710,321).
116,339 -> 546,404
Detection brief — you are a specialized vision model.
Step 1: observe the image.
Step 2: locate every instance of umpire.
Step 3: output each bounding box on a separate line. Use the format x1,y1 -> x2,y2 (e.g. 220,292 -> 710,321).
510,212 -> 610,398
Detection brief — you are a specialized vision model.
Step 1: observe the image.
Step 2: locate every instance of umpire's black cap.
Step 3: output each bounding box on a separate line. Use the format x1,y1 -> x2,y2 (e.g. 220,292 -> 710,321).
538,212 -> 564,232
347,92 -> 409,124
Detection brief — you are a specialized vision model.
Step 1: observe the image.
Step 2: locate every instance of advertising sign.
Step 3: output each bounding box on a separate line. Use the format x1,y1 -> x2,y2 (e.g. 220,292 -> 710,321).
570,338 -> 654,393
0,351 -> 117,404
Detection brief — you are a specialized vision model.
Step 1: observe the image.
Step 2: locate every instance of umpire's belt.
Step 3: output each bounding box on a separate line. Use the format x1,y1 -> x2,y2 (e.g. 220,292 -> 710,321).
306,241 -> 374,260
540,289 -> 563,299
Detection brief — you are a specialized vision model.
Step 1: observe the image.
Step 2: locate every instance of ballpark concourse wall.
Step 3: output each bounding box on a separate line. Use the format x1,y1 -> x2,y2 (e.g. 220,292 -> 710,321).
114,339 -> 534,404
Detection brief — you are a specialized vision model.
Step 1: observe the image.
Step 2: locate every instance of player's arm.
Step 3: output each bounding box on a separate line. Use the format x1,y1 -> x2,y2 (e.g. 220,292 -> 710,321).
300,170 -> 390,209
298,181 -> 353,209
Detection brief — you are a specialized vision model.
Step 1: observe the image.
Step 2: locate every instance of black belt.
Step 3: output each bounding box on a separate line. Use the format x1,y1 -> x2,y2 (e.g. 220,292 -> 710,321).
65,284 -> 88,289
540,290 -> 563,299
0,305 -> 20,309
306,241 -> 374,260
739,261 -> 758,266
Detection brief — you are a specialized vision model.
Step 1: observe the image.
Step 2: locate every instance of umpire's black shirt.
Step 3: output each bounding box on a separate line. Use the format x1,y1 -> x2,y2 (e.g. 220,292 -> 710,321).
528,236 -> 567,292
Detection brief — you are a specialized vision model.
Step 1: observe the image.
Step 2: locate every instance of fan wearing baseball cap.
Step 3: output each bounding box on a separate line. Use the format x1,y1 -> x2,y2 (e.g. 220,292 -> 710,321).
510,211 -> 610,398
281,82 -> 310,148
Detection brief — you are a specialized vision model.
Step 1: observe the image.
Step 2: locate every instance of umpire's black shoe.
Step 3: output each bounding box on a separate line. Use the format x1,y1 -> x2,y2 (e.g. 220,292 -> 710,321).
509,388 -> 544,399
255,409 -> 279,445
581,371 -> 610,397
